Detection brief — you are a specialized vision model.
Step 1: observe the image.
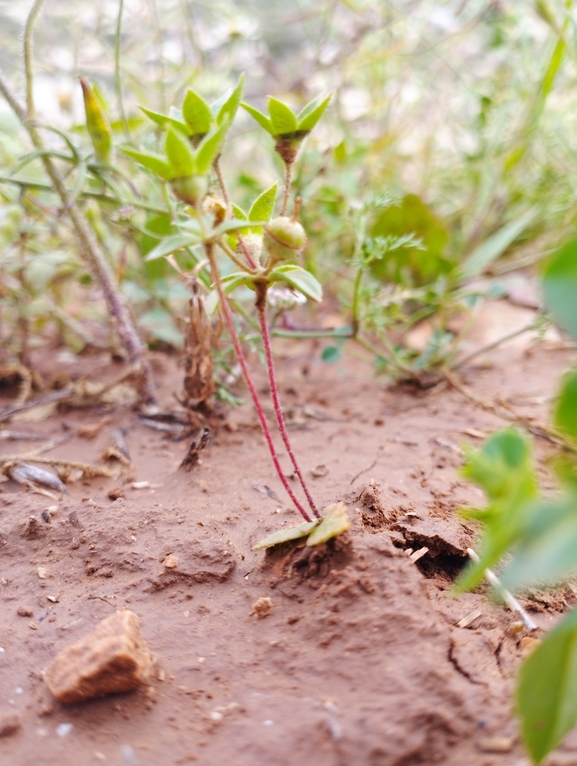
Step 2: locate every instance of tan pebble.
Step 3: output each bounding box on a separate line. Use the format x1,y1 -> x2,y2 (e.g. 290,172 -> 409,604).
0,711 -> 21,738
250,597 -> 274,619
164,554 -> 179,569
44,610 -> 155,703
17,606 -> 33,617
108,487 -> 125,501
157,669 -> 165,681
478,736 -> 514,753
507,621 -> 525,634
37,567 -> 48,579
519,636 -> 540,658
29,621 -> 38,630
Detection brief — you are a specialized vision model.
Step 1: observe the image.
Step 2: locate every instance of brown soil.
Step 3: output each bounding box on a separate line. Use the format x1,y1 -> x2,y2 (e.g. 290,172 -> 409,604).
1,312 -> 577,766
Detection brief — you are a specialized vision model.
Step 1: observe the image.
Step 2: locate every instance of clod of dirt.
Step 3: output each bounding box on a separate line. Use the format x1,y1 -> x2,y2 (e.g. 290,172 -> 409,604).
250,597 -> 273,619
147,539 -> 235,590
0,711 -> 21,738
107,486 -> 125,500
44,610 -> 155,703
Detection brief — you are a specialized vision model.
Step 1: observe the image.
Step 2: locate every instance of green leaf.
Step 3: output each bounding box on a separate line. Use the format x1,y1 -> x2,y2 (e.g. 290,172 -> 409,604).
517,609 -> 577,763
460,208 -> 538,280
182,90 -> 213,136
297,94 -> 332,132
195,121 -> 229,174
307,502 -> 351,546
501,494 -> 577,590
268,97 -> 298,135
139,106 -> 189,135
231,204 -> 248,221
241,103 -> 273,134
165,127 -> 196,177
121,148 -> 172,180
248,182 -> 278,232
456,428 -> 538,591
269,265 -> 323,303
214,74 -> 245,124
253,520 -> 319,550
543,238 -> 577,342
144,232 -> 201,262
322,346 -> 342,363
79,77 -> 112,163
555,370 -> 577,442
139,307 -> 183,348
211,219 -> 267,238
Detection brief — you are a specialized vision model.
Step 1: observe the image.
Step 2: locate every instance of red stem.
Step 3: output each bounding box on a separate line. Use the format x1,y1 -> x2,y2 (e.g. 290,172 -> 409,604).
205,245 -> 312,522
257,301 -> 319,518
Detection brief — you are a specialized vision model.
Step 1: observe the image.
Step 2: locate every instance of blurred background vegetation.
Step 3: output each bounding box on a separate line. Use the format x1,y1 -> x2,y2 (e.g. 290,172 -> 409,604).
0,0 -> 575,380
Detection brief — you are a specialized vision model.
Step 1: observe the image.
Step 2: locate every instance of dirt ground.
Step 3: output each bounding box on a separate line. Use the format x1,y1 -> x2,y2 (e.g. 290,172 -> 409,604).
1,302 -> 577,766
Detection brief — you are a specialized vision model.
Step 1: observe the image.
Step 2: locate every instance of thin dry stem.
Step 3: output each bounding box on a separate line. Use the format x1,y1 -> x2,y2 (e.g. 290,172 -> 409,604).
280,162 -> 293,216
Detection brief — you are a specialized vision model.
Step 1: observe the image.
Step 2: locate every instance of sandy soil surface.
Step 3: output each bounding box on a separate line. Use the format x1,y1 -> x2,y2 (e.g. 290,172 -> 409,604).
1,308 -> 576,766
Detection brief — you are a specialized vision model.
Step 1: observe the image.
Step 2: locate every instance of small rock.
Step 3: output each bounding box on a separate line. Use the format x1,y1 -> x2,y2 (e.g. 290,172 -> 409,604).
108,487 -> 125,501
250,597 -> 274,619
17,606 -> 33,617
478,736 -> 514,753
38,567 -> 48,579
519,636 -> 541,658
163,554 -> 179,569
44,610 -> 155,703
0,711 -> 21,738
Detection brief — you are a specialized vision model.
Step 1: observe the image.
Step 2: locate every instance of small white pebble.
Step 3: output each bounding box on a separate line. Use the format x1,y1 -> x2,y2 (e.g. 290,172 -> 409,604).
198,657 -> 205,663
15,687 -> 23,694
210,711 -> 223,722
263,720 -> 274,726
56,723 -> 73,737
0,647 -> 4,652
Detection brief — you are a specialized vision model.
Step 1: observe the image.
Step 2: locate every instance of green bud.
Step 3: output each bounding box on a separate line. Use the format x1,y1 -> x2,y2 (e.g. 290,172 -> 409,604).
264,215 -> 306,266
170,175 -> 208,207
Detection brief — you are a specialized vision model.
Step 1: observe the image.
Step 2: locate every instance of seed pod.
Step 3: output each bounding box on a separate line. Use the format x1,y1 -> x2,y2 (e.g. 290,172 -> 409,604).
79,77 -> 112,164
170,175 -> 208,207
264,216 -> 306,266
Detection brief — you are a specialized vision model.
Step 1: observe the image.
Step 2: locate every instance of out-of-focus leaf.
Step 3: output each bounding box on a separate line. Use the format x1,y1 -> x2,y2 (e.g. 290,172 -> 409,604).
456,428 -> 538,591
307,502 -> 351,546
249,183 -> 278,227
543,238 -> 577,342
121,148 -> 172,180
214,75 -> 245,124
269,264 -> 323,302
182,90 -> 213,136
297,94 -> 331,132
322,346 -> 342,363
165,127 -> 196,178
268,97 -> 297,135
460,208 -> 538,280
502,493 -> 577,589
555,370 -> 577,443
195,121 -> 229,174
145,233 -> 201,262
370,194 -> 451,286
517,609 -> 577,764
139,106 -> 188,134
79,77 -> 112,163
241,103 -> 273,134
138,307 -> 183,348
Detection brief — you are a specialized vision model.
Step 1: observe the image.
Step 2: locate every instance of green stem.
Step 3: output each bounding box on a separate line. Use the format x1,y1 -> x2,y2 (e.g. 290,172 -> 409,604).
24,0 -> 44,122
280,162 -> 293,216
114,0 -> 130,140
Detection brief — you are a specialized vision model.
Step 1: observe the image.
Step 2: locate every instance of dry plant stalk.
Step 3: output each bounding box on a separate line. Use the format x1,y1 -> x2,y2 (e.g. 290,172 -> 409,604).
182,282 -> 215,419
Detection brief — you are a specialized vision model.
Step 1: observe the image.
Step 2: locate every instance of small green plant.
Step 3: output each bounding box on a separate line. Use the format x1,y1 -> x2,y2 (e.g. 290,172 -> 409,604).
457,237 -> 577,764
123,79 -> 348,537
